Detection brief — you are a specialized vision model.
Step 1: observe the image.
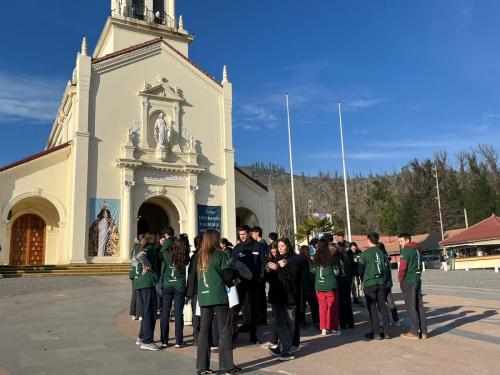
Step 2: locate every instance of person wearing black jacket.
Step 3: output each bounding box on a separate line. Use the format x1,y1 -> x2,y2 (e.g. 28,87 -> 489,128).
186,235 -> 202,345
231,225 -> 265,344
266,238 -> 299,361
335,244 -> 355,329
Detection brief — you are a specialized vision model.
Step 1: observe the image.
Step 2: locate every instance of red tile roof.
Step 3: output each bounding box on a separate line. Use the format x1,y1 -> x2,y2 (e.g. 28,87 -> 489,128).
440,215 -> 500,246
92,38 -> 223,88
0,142 -> 71,173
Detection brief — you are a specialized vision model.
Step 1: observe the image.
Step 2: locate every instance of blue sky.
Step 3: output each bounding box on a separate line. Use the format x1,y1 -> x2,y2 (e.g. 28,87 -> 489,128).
1,0 -> 500,175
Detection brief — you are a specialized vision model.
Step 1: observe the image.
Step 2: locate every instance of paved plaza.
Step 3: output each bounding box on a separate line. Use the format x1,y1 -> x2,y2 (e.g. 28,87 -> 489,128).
0,270 -> 499,375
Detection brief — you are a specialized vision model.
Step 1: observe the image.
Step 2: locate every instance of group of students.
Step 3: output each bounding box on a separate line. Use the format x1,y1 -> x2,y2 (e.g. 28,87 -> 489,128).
129,226 -> 428,375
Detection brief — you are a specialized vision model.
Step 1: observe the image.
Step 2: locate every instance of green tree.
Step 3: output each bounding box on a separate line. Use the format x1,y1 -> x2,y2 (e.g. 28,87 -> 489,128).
296,217 -> 334,242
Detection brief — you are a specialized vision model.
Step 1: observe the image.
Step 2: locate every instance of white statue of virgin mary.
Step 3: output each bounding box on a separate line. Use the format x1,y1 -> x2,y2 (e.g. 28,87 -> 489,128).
154,113 -> 170,149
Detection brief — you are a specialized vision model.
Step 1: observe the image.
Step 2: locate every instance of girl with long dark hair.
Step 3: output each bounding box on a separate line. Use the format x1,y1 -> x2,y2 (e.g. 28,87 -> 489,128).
160,235 -> 191,348
134,231 -> 160,350
266,238 -> 299,361
313,240 -> 340,336
196,230 -> 241,375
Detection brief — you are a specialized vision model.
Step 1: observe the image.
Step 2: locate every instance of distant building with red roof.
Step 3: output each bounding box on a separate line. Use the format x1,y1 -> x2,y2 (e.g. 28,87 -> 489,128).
440,215 -> 500,270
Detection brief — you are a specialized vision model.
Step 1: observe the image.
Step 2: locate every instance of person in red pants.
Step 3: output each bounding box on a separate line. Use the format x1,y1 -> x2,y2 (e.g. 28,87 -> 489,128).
312,239 -> 340,336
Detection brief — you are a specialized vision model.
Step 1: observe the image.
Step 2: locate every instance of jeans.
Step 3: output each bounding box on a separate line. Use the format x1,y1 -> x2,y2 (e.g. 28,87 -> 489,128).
271,304 -> 295,354
137,287 -> 157,344
160,287 -> 186,345
196,305 -> 234,371
130,280 -> 143,317
364,284 -> 390,336
339,278 -> 355,328
401,281 -> 427,336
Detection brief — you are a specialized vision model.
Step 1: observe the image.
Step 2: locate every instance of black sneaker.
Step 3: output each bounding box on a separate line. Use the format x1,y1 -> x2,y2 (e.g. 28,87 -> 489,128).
364,332 -> 374,340
225,367 -> 242,374
269,346 -> 281,357
278,352 -> 295,361
197,370 -> 216,375
374,334 -> 384,340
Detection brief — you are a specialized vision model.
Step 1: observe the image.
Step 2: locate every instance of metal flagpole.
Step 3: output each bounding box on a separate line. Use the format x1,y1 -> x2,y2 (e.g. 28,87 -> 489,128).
433,164 -> 445,241
338,102 -> 352,242
286,93 -> 299,251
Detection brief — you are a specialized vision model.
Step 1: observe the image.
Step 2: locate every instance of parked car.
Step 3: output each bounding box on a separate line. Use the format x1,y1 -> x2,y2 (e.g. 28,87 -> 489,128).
422,255 -> 441,269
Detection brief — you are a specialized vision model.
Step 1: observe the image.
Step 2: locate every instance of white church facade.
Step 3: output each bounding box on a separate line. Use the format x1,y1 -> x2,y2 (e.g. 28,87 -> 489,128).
0,0 -> 276,266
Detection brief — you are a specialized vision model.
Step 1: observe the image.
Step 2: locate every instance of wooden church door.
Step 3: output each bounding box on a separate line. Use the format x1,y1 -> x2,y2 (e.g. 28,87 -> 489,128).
9,214 -> 46,266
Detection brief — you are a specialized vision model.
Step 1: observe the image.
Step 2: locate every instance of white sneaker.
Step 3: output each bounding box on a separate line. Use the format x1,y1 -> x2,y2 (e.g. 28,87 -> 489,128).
321,329 -> 328,336
140,343 -> 160,351
139,316 -> 143,321
161,343 -> 168,348
174,344 -> 183,348
135,338 -> 143,346
132,316 -> 139,321
331,330 -> 341,336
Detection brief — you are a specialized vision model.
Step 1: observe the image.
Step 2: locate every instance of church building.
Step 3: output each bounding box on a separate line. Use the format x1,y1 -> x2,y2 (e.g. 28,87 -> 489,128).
0,0 -> 276,266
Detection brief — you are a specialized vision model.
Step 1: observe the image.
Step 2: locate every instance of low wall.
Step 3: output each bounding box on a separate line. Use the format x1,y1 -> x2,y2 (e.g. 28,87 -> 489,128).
455,255 -> 500,270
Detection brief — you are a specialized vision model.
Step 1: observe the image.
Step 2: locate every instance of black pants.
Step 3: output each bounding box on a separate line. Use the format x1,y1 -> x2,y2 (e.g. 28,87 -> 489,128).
364,284 -> 390,336
196,305 -> 234,371
402,281 -> 428,336
385,287 -> 400,323
271,304 -> 295,354
292,305 -> 300,347
191,295 -> 200,344
339,277 -> 355,328
299,293 -> 319,325
130,280 -> 144,317
160,287 -> 185,345
234,280 -> 259,340
137,287 -> 157,344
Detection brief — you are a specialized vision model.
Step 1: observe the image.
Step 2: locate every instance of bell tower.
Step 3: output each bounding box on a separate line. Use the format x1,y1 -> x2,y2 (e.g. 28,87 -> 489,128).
94,0 -> 193,58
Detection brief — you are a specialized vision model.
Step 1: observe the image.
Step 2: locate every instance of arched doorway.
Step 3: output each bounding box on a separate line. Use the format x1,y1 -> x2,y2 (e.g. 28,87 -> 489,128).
236,207 -> 260,228
9,214 -> 46,266
137,202 -> 170,234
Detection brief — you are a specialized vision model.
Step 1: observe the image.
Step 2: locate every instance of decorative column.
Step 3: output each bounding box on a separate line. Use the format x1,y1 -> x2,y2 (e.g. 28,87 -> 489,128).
141,98 -> 150,148
0,219 -> 8,265
120,180 -> 135,263
68,40 -> 92,264
188,184 -> 199,240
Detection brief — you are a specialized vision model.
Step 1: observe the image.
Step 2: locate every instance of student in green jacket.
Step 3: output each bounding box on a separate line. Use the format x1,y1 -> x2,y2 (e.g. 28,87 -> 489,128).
378,243 -> 400,325
398,233 -> 428,340
313,240 -> 340,336
134,231 -> 160,351
359,232 -> 391,340
129,234 -> 144,320
196,230 -> 241,375
160,235 -> 191,348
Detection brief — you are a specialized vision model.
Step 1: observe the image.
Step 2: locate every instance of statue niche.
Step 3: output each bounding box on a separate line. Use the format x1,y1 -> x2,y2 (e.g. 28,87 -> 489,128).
149,111 -> 172,150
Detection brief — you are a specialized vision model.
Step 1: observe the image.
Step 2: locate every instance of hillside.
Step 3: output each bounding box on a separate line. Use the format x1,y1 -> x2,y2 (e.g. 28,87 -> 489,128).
238,145 -> 500,238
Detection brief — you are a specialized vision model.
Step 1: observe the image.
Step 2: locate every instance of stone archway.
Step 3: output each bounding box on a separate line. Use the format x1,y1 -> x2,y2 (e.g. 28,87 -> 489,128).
5,196 -> 61,265
137,196 -> 181,237
236,206 -> 260,228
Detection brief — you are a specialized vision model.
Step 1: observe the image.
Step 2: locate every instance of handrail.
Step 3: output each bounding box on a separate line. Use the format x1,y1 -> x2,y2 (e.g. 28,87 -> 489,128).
112,5 -> 176,29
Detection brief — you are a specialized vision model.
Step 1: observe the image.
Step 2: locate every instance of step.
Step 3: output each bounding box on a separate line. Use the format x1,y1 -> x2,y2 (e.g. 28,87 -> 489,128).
0,274 -> 129,278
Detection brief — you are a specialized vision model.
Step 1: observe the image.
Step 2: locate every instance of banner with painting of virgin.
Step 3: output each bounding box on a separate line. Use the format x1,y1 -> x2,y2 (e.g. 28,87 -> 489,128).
88,198 -> 121,257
